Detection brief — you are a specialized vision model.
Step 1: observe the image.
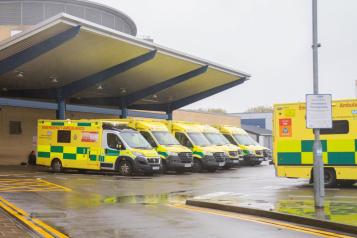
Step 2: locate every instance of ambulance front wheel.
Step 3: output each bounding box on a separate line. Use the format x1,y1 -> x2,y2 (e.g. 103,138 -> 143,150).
118,160 -> 133,176
51,159 -> 63,173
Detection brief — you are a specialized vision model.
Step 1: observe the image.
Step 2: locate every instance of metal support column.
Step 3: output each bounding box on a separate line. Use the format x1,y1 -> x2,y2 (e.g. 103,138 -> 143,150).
56,99 -> 66,120
166,111 -> 173,121
121,107 -> 128,119
312,0 -> 325,208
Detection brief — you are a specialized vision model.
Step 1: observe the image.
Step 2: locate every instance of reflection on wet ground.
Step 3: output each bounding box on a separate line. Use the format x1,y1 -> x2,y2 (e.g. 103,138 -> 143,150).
193,177 -> 357,227
1,163 -> 357,237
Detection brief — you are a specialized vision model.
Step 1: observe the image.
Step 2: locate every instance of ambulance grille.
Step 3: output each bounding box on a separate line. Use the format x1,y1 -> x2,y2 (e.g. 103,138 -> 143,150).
213,152 -> 225,162
178,152 -> 193,163
147,158 -> 160,164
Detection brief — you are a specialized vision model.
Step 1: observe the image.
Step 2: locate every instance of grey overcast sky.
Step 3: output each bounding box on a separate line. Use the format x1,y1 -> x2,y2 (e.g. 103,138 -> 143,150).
95,0 -> 357,112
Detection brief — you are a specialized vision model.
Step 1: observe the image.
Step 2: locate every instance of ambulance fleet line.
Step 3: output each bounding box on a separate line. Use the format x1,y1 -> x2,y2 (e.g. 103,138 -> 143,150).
36,119 -> 271,176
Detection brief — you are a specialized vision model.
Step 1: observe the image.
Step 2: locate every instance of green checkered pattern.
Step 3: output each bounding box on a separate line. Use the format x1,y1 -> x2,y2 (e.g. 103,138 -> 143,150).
277,139 -> 357,166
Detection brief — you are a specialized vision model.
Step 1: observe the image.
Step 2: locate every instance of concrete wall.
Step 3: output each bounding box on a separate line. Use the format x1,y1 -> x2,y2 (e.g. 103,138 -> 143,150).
174,110 -> 241,127
0,106 -> 120,165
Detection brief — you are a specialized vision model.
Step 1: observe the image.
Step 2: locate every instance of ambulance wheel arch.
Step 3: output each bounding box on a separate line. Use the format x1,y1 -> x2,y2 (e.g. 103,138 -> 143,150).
51,158 -> 63,173
115,156 -> 135,176
310,167 -> 337,188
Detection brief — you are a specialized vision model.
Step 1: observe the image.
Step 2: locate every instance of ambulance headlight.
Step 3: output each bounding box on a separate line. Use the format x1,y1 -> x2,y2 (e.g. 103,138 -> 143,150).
223,152 -> 229,157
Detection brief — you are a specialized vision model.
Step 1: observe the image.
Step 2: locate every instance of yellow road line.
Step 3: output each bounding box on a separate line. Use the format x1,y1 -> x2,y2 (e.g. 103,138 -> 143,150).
0,178 -> 71,193
0,196 -> 68,238
170,204 -> 353,238
40,179 -> 72,192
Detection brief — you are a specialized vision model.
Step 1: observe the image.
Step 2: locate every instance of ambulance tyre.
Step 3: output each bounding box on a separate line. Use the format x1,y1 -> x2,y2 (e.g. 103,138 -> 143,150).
161,160 -> 168,174
324,169 -> 337,188
192,158 -> 202,173
51,159 -> 63,173
118,160 -> 133,176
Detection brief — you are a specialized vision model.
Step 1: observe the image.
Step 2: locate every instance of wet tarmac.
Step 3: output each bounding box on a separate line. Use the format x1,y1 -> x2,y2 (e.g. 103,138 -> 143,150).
0,163 -> 356,237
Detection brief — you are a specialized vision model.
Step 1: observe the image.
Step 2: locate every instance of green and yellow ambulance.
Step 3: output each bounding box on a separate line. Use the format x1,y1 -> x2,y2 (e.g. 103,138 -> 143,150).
215,125 -> 266,166
200,124 -> 242,168
274,99 -> 357,187
127,119 -> 193,173
36,119 -> 161,176
166,121 -> 227,172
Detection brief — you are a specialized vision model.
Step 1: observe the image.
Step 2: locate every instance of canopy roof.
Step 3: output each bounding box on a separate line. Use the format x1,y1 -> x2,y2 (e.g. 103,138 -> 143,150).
0,14 -> 250,112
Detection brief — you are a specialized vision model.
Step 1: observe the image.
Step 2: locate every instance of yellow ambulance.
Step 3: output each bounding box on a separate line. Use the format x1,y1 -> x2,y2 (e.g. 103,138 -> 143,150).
274,99 -> 357,187
215,125 -> 266,166
36,119 -> 161,176
127,119 -> 193,173
165,121 -> 227,172
200,124 -> 242,168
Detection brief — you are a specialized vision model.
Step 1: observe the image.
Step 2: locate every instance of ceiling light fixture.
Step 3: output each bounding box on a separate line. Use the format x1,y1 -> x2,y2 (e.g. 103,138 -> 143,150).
97,84 -> 103,90
49,76 -> 58,83
120,88 -> 127,95
15,71 -> 24,78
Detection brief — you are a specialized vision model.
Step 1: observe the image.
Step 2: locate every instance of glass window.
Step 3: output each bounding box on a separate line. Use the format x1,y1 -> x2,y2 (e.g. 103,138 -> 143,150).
187,132 -> 211,147
107,133 -> 123,150
9,121 -> 22,135
152,131 -> 180,146
233,134 -> 257,146
204,132 -> 230,146
320,120 -> 349,135
140,131 -> 157,147
224,134 -> 237,145
57,130 -> 71,143
175,132 -> 193,148
120,131 -> 152,149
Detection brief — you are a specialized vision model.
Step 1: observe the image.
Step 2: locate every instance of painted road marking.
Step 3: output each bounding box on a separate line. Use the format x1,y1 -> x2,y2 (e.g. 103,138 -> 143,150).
170,204 -> 353,238
0,196 -> 68,238
0,178 -> 71,192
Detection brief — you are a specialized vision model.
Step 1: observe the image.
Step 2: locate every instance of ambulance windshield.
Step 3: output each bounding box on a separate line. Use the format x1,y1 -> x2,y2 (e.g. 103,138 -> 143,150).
121,131 -> 152,149
187,132 -> 212,147
233,134 -> 257,146
152,131 -> 180,146
204,133 -> 230,146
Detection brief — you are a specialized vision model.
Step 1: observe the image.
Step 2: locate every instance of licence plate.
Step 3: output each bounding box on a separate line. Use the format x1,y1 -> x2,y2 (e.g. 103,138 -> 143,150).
233,160 -> 239,163
184,163 -> 192,168
152,166 -> 160,170
219,162 -> 225,166
259,158 -> 264,161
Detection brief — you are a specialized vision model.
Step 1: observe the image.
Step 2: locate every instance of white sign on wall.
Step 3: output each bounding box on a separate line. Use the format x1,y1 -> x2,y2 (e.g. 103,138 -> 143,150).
306,94 -> 332,129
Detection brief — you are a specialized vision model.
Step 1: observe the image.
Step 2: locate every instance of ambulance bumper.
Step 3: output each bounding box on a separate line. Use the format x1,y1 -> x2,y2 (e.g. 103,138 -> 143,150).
166,156 -> 193,171
225,157 -> 240,167
134,157 -> 161,174
201,156 -> 221,169
241,155 -> 261,161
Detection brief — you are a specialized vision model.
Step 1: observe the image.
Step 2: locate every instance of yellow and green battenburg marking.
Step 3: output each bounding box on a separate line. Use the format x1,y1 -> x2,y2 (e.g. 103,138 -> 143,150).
38,121 -> 102,162
37,145 -> 97,160
277,139 -> 357,166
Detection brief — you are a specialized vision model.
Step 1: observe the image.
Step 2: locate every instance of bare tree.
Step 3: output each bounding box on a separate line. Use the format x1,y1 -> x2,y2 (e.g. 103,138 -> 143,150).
245,105 -> 273,113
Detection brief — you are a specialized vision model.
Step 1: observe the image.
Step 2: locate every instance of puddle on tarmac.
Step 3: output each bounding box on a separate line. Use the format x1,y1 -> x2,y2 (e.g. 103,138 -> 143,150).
276,199 -> 357,226
102,192 -> 192,205
65,190 -> 193,209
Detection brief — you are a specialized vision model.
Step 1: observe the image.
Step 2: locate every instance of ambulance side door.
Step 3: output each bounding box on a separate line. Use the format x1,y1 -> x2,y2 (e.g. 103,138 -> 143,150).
101,130 -> 124,170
